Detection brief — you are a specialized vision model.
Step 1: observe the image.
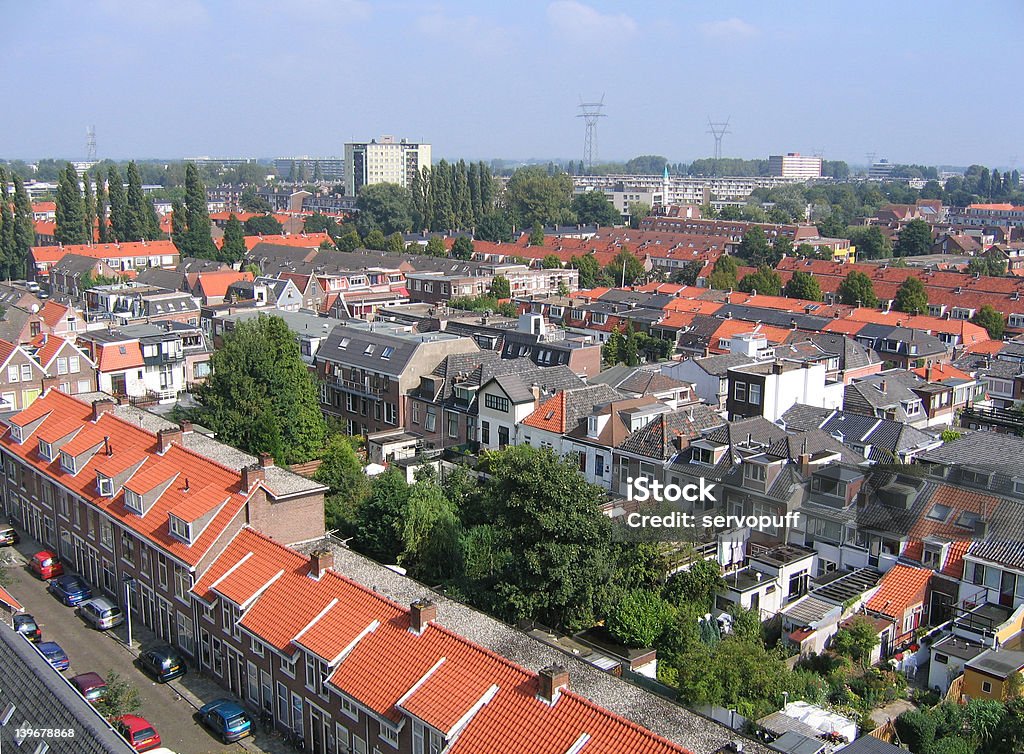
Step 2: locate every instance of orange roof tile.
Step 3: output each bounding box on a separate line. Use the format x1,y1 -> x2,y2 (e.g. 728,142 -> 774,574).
195,270 -> 253,298
911,363 -> 974,384
1,391 -> 251,568
96,342 -> 144,372
522,392 -> 567,433
39,301 -> 72,329
31,240 -> 179,264
0,339 -> 17,368
0,585 -> 23,611
708,320 -> 793,353
866,564 -> 932,618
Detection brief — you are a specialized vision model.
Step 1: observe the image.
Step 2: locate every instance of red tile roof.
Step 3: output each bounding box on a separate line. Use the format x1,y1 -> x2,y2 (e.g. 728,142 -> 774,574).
866,564 -> 932,619
31,240 -> 179,264
0,585 -> 23,611
0,339 -> 17,368
39,300 -> 72,329
1,390 -> 252,568
96,342 -> 144,372
522,392 -> 568,433
903,485 -> 1004,579
911,363 -> 974,384
707,320 -> 794,353
197,528 -> 692,754
194,270 -> 253,299
237,233 -> 331,251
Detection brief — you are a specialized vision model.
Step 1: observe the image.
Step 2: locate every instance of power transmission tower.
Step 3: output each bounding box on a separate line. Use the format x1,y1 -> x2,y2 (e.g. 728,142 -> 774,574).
86,126 -> 97,161
577,96 -> 606,174
706,117 -> 731,176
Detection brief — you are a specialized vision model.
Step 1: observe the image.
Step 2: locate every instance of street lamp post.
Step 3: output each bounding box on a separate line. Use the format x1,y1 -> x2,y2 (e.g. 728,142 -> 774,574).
123,575 -> 135,648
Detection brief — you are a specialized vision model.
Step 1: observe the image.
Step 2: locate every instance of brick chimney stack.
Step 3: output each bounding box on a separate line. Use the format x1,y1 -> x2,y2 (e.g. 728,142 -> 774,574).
91,398 -> 117,422
241,463 -> 265,491
537,665 -> 569,704
157,427 -> 182,454
258,452 -> 275,469
409,599 -> 437,635
309,549 -> 333,580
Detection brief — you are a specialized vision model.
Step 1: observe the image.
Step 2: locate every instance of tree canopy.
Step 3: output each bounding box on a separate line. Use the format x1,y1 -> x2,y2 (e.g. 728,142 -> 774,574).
894,218 -> 933,257
55,163 -> 89,244
783,270 -> 822,301
893,276 -> 929,314
503,166 -> 575,228
708,255 -> 739,291
194,315 -> 326,463
837,270 -> 878,307
972,304 -> 1006,339
737,265 -> 782,296
571,190 -> 621,227
355,182 -> 414,236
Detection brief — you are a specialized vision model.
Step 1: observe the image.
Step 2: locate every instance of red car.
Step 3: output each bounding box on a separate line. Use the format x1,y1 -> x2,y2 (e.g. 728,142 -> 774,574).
29,551 -> 64,580
113,715 -> 161,752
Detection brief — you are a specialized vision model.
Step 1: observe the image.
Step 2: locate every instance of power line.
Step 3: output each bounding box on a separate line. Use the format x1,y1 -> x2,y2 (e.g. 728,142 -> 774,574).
86,125 -> 97,161
706,117 -> 731,176
577,96 -> 606,174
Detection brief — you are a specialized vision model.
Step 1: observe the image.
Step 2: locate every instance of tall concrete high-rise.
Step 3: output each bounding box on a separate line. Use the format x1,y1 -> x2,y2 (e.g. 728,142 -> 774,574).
344,136 -> 431,196
768,152 -> 822,180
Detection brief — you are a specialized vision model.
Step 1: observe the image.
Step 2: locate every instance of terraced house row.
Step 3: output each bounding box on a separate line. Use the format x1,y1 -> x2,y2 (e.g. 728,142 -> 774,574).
0,388 -> 764,754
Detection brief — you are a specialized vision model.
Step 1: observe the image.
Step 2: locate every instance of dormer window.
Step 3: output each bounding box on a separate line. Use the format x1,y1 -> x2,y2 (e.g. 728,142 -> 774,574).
169,515 -> 192,544
9,425 -> 23,444
587,416 -> 598,436
744,463 -> 767,483
38,439 -> 53,461
59,451 -> 77,475
96,473 -> 114,497
124,488 -> 143,514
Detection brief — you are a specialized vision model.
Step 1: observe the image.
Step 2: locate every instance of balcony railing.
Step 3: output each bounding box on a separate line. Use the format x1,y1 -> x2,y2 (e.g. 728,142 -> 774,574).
339,378 -> 385,396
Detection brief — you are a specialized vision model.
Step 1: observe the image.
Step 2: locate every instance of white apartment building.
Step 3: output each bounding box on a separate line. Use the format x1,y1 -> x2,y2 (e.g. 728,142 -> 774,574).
344,136 -> 432,195
768,153 -> 822,180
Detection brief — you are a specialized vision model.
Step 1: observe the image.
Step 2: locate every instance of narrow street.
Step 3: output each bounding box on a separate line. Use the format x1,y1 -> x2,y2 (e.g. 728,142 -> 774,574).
2,539 -> 291,754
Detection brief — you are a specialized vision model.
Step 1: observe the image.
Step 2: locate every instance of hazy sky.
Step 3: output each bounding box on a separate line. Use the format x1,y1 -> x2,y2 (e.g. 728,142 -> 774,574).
3,0 -> 1022,167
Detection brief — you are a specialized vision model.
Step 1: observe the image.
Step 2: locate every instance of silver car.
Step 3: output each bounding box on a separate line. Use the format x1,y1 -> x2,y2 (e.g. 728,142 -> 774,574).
78,597 -> 124,631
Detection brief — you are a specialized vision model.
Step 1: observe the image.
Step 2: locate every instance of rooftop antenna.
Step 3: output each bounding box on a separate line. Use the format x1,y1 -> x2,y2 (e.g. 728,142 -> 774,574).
706,117 -> 731,176
577,95 -> 606,175
86,125 -> 97,162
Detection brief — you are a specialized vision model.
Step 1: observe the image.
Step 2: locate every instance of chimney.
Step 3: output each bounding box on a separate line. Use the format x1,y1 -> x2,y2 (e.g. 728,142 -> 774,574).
309,548 -> 333,580
537,665 -> 569,704
772,361 -> 784,375
156,427 -> 182,454
179,420 -> 193,435
798,452 -> 811,477
241,462 -> 265,490
104,436 -> 112,456
91,398 -> 117,422
409,599 -> 437,635
258,452 -> 275,469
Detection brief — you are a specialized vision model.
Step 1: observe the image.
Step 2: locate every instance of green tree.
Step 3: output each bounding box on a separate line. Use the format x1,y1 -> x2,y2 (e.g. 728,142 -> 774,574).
336,229 -> 361,252
11,174 -> 35,278
401,479 -> 463,582
608,589 -> 676,648
571,190 -> 621,227
540,254 -> 562,269
832,615 -> 880,669
363,229 -> 387,251
93,173 -> 109,243
893,276 -> 929,314
220,214 -> 246,263
240,187 -> 272,213
384,232 -> 405,253
783,270 -> 822,301
243,215 -> 283,236
95,670 -> 141,719
623,324 -> 640,366
170,199 -> 187,247
737,227 -> 773,267
603,326 -> 625,365
451,236 -> 474,261
848,225 -> 892,259
315,435 -> 368,534
570,254 -> 603,289
55,163 -> 89,244
423,237 -> 447,257
82,172 -> 96,243
772,235 -> 793,261
356,182 -> 413,236
529,223 -> 546,246
490,274 -> 511,299
894,218 -> 933,257
972,304 -> 1006,339
303,213 -> 341,239
670,260 -> 703,286
476,211 -> 512,242
178,163 -> 217,258
355,467 -> 409,564
737,265 -> 782,296
504,167 -> 575,228
483,445 -> 613,630
106,165 -> 128,242
707,255 -> 739,291
837,270 -> 878,307
894,710 -> 937,754
628,201 -> 651,229
125,161 -> 160,240
606,249 -> 645,287
663,558 -> 723,611
194,315 -> 327,463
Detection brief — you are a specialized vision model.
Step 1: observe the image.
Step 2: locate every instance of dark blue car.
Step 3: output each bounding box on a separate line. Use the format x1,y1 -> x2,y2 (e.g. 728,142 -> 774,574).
38,641 -> 69,671
48,574 -> 93,606
197,698 -> 251,743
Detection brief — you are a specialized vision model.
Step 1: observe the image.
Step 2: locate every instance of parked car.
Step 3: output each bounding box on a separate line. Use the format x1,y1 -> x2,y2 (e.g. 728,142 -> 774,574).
48,574 -> 92,606
70,672 -> 107,703
29,551 -> 63,580
0,522 -> 18,546
138,645 -> 187,683
13,613 -> 41,643
196,698 -> 251,744
78,597 -> 124,630
38,641 -> 69,671
113,715 -> 162,752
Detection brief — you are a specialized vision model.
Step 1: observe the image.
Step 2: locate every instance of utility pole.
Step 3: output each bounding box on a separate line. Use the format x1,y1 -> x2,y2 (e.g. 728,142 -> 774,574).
577,96 -> 606,175
706,117 -> 731,176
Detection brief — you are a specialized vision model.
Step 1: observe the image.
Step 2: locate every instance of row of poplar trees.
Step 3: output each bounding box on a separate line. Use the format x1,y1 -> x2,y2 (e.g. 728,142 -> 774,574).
409,159 -> 494,232
55,161 -> 161,246
0,167 -> 34,280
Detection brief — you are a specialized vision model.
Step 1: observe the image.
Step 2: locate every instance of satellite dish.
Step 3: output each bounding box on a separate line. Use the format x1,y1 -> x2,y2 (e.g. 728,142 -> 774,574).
30,304 -> 39,313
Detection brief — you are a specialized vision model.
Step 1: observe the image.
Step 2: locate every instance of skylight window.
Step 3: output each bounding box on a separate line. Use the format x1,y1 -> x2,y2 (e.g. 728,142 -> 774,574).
364,344 -> 375,355
338,337 -> 350,349
380,346 -> 394,359
926,503 -> 953,522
